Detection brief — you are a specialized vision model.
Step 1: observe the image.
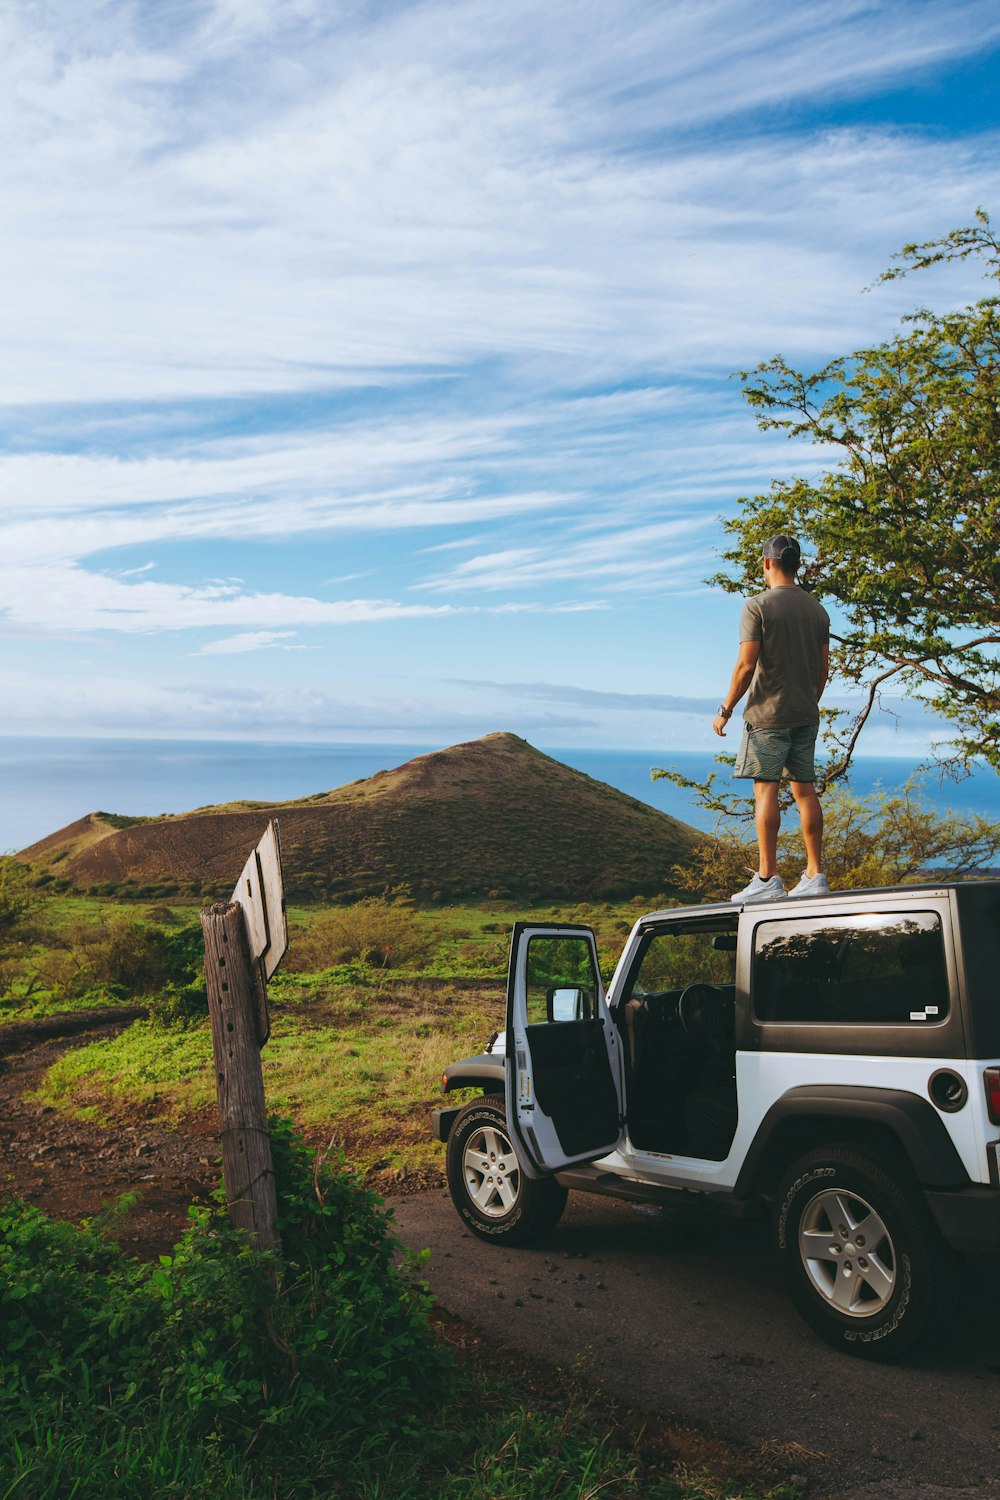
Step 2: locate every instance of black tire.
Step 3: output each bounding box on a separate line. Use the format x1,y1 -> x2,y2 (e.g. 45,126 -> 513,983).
774,1143 -> 957,1361
445,1097 -> 568,1246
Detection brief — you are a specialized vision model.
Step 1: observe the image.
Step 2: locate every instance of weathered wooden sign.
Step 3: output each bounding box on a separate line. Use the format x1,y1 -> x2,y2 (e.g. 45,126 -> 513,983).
200,820 -> 290,1252
230,820 -> 288,982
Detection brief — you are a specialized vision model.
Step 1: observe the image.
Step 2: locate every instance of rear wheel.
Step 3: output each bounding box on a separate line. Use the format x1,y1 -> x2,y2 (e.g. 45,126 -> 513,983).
446,1097 -> 567,1245
774,1144 -> 957,1361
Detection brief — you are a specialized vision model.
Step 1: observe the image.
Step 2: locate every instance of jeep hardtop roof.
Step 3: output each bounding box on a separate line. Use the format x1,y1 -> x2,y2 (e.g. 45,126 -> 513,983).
637,879 -> 1000,926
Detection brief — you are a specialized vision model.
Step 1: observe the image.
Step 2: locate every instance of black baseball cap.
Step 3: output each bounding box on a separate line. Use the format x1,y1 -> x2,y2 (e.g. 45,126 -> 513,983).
763,534 -> 801,566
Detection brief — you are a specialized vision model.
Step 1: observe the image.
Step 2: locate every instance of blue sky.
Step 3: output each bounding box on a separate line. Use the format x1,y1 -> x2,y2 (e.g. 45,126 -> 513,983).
2,0 -> 999,755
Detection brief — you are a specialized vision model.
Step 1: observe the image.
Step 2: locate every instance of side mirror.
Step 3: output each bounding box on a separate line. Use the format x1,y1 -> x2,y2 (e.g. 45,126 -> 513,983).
547,986 -> 590,1022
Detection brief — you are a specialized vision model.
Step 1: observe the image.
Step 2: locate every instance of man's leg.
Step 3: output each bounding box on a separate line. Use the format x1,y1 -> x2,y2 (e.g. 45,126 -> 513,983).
790,781 -> 823,876
753,779 -> 780,877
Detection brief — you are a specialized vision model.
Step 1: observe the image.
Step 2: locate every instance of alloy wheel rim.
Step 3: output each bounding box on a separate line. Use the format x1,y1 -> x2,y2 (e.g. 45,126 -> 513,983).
798,1186 -> 896,1317
462,1124 -> 520,1218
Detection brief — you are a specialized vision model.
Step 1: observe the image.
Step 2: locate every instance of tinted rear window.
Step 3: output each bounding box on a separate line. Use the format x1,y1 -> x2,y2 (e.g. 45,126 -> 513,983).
753,911 -> 948,1025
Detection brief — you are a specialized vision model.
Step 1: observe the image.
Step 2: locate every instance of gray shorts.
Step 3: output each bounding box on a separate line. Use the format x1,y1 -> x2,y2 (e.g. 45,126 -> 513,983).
734,722 -> 818,782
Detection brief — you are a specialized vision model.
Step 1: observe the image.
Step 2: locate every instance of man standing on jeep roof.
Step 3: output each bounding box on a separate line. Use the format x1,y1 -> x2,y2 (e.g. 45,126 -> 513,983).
712,534 -> 831,902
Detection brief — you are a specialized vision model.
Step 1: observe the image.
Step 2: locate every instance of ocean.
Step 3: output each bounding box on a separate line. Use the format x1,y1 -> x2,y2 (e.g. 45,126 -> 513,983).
2,735 -> 999,856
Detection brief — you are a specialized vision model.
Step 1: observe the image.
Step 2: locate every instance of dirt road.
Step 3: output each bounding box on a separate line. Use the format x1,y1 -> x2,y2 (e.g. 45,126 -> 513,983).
392,1188 -> 1000,1500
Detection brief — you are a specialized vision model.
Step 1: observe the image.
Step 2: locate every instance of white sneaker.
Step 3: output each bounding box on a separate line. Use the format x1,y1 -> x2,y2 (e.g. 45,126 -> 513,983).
730,874 -> 787,903
788,871 -> 831,898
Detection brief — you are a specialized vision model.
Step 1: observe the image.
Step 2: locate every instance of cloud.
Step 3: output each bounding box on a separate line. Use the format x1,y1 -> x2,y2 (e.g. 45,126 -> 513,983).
417,516 -> 717,593
1,2 -> 998,406
0,564 -> 464,634
193,630 -> 300,655
0,666 -> 596,738
449,678 -> 719,713
444,675 -> 960,750
0,383 -> 813,632
2,1 -> 998,736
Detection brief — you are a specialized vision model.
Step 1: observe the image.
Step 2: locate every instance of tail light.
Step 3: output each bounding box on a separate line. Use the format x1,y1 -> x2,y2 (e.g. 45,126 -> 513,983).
985,1067 -> 1000,1125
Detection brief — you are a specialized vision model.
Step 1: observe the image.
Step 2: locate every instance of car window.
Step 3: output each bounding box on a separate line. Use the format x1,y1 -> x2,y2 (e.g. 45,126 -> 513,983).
627,926 -> 737,997
752,911 -> 949,1025
525,934 -> 600,1024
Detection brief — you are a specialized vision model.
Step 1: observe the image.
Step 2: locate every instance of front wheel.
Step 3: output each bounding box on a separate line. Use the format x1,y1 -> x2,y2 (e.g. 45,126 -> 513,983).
445,1097 -> 567,1246
774,1144 -> 957,1361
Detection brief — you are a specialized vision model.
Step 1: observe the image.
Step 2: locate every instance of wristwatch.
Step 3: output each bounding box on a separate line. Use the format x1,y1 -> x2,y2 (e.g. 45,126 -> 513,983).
717,704 -> 732,719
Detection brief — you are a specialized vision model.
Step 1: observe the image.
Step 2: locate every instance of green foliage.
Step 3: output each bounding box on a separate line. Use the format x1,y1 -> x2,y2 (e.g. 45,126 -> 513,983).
718,211 -> 1000,775
659,778 -> 1000,902
0,856 -> 37,941
0,1120 -> 801,1499
0,1118 -> 450,1497
286,893 -> 442,972
95,811 -> 154,830
89,912 -> 203,995
8,909 -> 208,1019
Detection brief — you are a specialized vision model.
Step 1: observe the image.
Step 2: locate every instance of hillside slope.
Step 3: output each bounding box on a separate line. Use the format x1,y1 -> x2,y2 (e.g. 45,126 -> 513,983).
20,733 -> 700,902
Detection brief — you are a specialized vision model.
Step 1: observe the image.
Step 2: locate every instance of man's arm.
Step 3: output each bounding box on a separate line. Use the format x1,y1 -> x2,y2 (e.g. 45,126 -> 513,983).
713,641 -> 760,737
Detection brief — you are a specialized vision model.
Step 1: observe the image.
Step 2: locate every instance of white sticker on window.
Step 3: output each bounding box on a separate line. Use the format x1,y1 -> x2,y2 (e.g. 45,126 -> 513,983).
909,1005 -> 940,1021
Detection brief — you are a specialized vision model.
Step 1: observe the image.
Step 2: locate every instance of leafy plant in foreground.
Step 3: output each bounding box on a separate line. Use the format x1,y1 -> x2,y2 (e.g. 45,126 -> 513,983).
0,1117 -> 450,1497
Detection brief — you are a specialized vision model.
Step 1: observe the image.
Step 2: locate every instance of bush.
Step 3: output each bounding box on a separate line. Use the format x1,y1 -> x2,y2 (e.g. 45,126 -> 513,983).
29,913 -> 207,1009
0,1118 -> 450,1497
286,896 -> 439,973
92,914 -> 203,994
146,978 -> 210,1028
671,781 -> 1000,903
0,855 -> 37,941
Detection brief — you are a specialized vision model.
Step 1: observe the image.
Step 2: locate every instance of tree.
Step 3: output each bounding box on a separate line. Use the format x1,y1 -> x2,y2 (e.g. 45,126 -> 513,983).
670,782 -> 1000,904
715,211 -> 1000,777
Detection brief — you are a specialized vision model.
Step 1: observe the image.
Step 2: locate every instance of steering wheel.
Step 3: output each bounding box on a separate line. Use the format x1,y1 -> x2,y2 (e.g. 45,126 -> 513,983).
676,984 -> 734,1056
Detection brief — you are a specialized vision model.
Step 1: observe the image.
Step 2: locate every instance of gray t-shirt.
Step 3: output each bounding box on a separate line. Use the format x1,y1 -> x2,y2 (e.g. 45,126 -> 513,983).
739,586 -> 830,729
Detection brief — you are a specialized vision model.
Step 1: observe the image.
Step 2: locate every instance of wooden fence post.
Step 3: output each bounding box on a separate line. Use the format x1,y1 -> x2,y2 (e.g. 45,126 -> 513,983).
201,899 -> 281,1254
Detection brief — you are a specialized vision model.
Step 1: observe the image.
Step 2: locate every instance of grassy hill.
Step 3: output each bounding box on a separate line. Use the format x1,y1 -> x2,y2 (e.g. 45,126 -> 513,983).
19,733 -> 700,903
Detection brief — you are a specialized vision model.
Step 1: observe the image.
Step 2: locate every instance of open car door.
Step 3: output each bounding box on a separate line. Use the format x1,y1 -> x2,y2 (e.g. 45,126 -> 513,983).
505,922 -> 625,1177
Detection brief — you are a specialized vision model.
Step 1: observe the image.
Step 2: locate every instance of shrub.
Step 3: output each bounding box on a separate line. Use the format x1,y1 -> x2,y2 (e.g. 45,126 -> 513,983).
36,914 -> 205,1006
92,914 -> 203,994
671,781 -> 1000,902
0,856 -> 37,941
0,1118 -> 450,1497
147,978 -> 210,1028
285,896 -> 439,973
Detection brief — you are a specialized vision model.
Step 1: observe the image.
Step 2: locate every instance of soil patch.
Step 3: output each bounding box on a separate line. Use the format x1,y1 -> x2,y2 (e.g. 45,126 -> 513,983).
0,1011 -> 441,1258
0,1019 -> 218,1257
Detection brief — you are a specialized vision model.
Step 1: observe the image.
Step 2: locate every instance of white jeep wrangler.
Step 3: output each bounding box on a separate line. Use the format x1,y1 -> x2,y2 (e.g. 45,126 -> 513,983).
432,881 -> 1000,1360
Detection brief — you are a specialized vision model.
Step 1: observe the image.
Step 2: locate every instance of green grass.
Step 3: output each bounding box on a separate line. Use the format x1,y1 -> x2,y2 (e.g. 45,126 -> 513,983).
0,891 -> 650,1028
6,890 -> 656,1177
0,894 -> 205,1025
30,986 -> 498,1174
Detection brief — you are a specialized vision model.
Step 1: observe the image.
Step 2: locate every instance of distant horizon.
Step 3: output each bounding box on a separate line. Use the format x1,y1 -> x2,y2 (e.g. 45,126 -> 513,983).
4,733 -> 998,857
0,727 -> 994,767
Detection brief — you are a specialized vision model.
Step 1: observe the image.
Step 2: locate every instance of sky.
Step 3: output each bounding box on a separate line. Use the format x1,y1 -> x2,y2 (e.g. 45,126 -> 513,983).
2,0 -> 999,756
